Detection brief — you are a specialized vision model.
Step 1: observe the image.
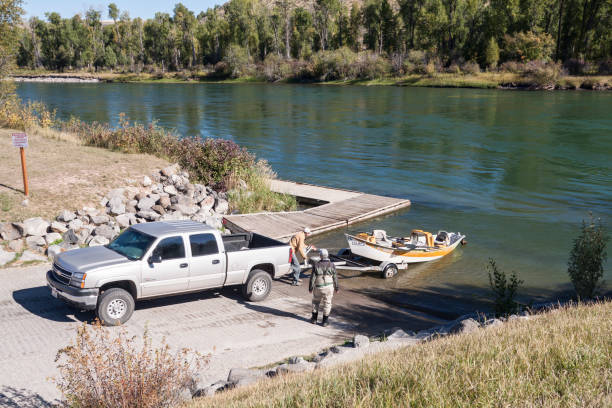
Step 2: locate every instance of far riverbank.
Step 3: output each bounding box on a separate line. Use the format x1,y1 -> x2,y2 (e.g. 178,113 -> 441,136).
11,70 -> 612,90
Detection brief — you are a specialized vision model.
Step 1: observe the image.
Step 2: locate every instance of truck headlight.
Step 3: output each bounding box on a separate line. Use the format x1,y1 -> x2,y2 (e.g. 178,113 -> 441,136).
71,272 -> 87,288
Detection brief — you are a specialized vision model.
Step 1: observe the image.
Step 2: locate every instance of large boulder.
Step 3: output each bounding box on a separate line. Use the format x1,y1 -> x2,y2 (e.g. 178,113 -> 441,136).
50,221 -> 68,234
159,196 -> 172,209
89,235 -> 110,247
115,213 -> 133,228
172,204 -> 198,216
68,219 -> 83,231
193,381 -> 229,398
45,232 -> 62,246
163,185 -> 178,196
25,235 -> 46,250
47,244 -> 63,259
90,215 -> 110,225
94,225 -> 115,240
0,223 -> 22,241
20,250 -> 48,262
108,196 -> 126,215
137,211 -> 161,221
226,368 -> 265,388
199,195 -> 215,212
0,247 -> 15,266
8,239 -> 24,252
449,318 -> 480,335
137,197 -> 156,211
161,164 -> 180,177
353,334 -> 370,348
214,198 -> 229,215
23,218 -> 50,237
62,229 -> 79,245
276,361 -> 316,375
57,210 -> 76,222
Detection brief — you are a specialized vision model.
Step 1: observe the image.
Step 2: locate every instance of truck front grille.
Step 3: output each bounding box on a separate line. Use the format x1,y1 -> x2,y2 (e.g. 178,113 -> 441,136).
53,263 -> 73,285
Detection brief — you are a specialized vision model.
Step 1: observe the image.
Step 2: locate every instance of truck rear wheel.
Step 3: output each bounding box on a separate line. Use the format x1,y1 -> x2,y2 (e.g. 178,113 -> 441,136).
96,288 -> 135,325
242,269 -> 272,302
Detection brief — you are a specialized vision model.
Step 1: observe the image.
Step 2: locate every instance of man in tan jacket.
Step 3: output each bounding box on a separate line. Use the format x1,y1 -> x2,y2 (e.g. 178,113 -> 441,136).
289,227 -> 315,286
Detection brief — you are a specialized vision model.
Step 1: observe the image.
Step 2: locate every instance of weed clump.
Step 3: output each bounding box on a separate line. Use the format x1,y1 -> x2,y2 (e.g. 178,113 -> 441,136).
568,214 -> 608,299
487,258 -> 523,316
53,322 -> 207,408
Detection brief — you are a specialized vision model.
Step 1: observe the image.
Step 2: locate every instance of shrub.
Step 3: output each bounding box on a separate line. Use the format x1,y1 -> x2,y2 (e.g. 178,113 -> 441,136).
523,60 -> 563,89
487,258 -> 523,316
567,215 -> 609,299
222,45 -> 250,78
0,96 -> 57,130
61,114 -> 257,191
263,54 -> 292,82
461,61 -> 480,75
446,63 -> 461,74
53,322 -> 206,408
499,61 -> 524,74
405,50 -> 427,74
390,53 -> 405,75
503,31 -> 554,62
310,47 -> 358,81
355,52 -> 390,79
598,58 -> 612,75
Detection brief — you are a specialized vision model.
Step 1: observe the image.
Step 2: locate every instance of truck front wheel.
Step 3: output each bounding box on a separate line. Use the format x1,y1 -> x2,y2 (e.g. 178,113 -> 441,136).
242,269 -> 272,302
96,288 -> 135,325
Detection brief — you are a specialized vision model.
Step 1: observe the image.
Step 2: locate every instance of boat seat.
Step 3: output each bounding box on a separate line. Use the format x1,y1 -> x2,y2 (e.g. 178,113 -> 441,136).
373,230 -> 392,245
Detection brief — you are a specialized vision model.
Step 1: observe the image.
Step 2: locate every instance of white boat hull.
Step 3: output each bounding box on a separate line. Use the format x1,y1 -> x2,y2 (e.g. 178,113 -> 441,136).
346,233 -> 465,264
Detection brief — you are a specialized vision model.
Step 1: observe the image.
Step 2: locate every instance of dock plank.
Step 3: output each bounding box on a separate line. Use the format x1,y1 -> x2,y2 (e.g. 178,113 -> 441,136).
224,182 -> 410,241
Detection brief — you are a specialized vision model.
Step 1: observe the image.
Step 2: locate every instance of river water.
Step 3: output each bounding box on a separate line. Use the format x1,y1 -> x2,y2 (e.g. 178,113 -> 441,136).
17,83 -> 612,310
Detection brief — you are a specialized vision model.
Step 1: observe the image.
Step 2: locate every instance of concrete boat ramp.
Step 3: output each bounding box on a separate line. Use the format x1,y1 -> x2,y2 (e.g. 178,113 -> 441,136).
223,180 -> 411,241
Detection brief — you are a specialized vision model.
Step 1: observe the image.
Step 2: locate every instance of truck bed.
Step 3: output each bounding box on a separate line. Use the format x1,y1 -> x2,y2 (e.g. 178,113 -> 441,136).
222,233 -> 284,252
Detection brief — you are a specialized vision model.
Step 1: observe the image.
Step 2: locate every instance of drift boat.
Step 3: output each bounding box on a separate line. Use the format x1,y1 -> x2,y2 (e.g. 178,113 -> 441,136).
345,229 -> 466,264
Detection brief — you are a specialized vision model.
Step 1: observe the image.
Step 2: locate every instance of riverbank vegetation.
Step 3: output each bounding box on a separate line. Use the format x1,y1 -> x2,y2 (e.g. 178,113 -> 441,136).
13,0 -> 612,89
187,301 -> 612,408
0,103 -> 297,214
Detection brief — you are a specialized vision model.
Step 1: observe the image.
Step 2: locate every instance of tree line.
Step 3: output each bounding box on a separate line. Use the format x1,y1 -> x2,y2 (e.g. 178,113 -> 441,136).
15,0 -> 612,75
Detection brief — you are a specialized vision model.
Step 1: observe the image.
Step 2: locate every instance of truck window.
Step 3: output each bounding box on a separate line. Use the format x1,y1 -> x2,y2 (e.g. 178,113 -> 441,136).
190,234 -> 219,256
154,236 -> 185,260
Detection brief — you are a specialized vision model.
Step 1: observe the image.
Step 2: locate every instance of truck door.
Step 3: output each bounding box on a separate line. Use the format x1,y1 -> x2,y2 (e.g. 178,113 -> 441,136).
188,233 -> 226,289
141,235 -> 189,296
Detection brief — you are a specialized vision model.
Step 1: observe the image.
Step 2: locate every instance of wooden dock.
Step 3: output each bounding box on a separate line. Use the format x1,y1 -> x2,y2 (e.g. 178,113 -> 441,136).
223,180 -> 411,242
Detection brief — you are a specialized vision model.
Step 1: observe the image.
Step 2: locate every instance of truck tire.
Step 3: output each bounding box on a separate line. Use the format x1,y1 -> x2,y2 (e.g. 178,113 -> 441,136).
242,269 -> 272,302
96,287 -> 135,325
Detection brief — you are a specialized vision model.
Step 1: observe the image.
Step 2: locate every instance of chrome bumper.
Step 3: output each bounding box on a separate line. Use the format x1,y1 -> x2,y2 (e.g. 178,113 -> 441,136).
46,270 -> 98,310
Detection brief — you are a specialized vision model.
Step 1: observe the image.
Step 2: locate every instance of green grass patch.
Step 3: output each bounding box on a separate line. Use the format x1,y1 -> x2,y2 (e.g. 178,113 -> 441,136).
187,302 -> 612,408
0,192 -> 14,212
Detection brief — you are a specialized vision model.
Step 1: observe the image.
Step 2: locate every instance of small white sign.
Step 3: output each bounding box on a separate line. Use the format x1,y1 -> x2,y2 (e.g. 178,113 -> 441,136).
12,133 -> 28,148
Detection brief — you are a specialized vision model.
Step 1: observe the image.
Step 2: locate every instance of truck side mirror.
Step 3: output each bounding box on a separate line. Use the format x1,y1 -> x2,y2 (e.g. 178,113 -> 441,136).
148,254 -> 162,264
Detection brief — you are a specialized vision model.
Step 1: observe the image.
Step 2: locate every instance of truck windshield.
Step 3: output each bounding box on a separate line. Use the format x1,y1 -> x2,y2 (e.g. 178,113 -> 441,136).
107,229 -> 155,260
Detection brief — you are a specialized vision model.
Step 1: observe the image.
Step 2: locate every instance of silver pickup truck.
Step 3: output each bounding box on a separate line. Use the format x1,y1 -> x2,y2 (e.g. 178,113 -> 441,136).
47,220 -> 292,325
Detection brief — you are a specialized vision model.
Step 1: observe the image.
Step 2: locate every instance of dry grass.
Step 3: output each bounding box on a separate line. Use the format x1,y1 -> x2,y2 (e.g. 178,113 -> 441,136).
0,127 -> 169,221
187,302 -> 612,408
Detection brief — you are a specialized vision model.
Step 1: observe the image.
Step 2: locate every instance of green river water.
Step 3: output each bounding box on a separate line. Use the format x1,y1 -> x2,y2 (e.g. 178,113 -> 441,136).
17,83 -> 612,311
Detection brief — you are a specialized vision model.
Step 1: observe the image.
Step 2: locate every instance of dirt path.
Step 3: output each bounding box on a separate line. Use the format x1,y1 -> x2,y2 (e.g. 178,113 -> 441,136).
0,263 -> 446,405
0,128 -> 169,221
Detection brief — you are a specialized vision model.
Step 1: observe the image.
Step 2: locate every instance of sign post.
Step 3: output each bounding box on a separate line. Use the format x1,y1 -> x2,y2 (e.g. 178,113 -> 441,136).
11,133 -> 29,196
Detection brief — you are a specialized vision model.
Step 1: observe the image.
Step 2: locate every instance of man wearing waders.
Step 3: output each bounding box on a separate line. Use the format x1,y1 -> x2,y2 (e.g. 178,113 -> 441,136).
309,249 -> 338,326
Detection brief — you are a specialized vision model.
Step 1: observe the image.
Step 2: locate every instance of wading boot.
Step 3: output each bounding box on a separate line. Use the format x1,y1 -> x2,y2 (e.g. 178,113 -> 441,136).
321,315 -> 329,327
310,312 -> 318,324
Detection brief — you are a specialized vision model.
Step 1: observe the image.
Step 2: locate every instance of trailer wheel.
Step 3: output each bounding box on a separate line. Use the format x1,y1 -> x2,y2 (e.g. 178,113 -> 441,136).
242,269 -> 272,302
382,263 -> 398,279
96,288 -> 135,325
